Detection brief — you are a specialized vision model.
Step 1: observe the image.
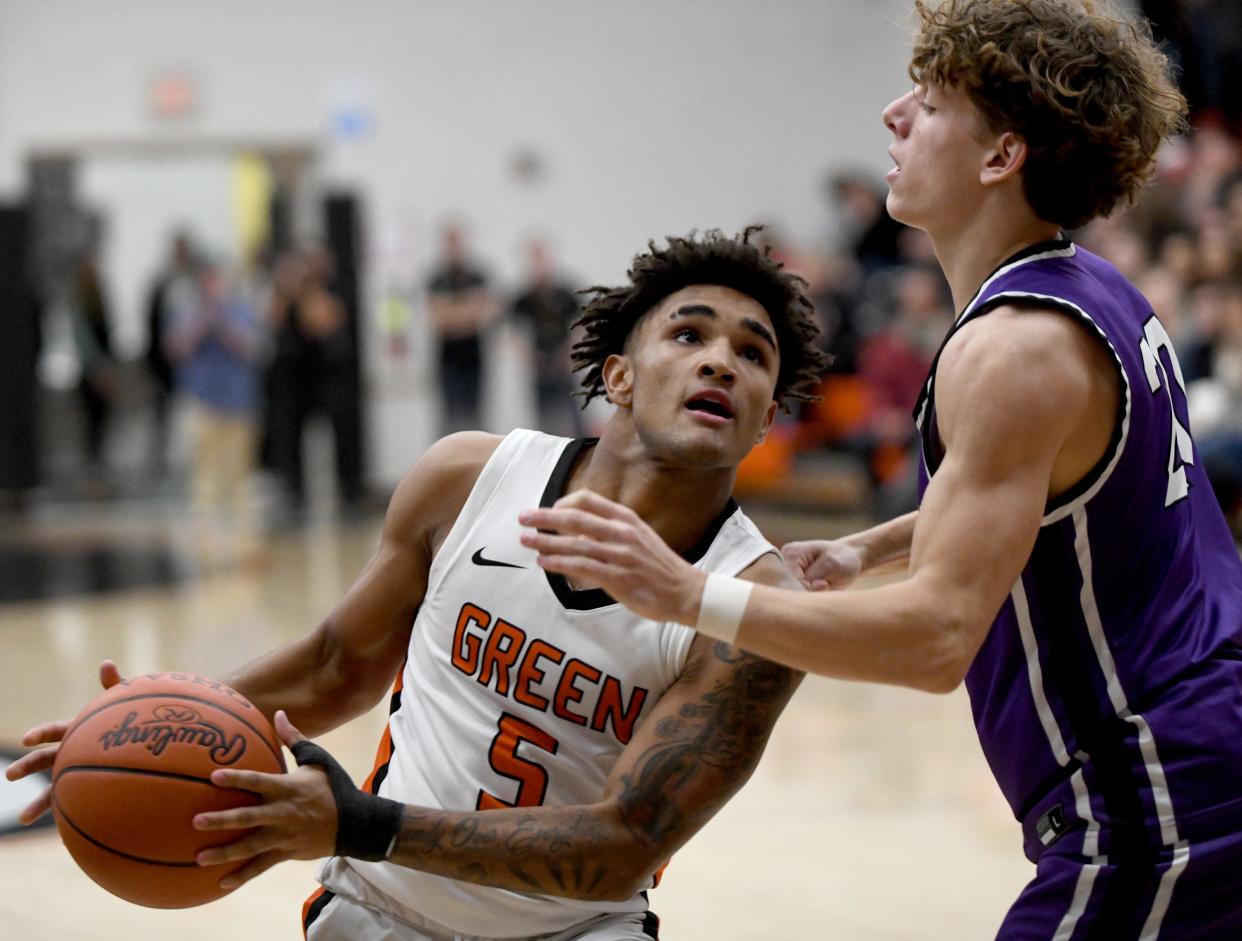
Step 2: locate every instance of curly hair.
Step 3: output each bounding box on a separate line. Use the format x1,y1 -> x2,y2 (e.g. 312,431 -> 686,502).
572,227 -> 829,411
910,0 -> 1188,229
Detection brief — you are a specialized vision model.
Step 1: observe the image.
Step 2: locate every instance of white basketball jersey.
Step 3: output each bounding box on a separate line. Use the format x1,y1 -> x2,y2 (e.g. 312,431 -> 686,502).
338,430 -> 776,937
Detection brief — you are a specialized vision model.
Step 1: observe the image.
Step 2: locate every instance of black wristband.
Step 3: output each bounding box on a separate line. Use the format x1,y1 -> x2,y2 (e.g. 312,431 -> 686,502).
291,740 -> 404,862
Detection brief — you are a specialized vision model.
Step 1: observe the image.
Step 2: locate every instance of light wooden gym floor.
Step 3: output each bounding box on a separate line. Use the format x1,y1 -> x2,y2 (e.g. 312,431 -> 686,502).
0,503 -> 1032,940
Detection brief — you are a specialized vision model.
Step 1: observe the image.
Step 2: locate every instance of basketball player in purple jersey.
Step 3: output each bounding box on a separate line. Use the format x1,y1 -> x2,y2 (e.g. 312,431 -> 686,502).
520,1 -> 1242,936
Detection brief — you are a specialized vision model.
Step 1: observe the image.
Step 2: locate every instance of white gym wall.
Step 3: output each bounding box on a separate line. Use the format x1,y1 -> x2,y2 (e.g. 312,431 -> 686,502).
0,0 -> 916,484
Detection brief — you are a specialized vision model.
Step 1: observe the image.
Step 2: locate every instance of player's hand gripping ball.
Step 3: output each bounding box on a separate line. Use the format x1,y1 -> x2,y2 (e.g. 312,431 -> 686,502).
50,672 -> 285,908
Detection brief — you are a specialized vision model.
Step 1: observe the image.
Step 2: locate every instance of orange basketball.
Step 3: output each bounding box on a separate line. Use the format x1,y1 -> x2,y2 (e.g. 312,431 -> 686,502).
50,672 -> 286,908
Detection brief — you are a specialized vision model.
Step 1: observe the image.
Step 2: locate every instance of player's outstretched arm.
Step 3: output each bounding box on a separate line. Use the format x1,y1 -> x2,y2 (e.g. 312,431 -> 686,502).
521,308 -> 1108,692
222,431 -> 501,737
195,556 -> 803,899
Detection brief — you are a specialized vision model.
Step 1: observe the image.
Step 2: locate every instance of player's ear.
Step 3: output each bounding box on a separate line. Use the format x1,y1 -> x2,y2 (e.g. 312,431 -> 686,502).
601,353 -> 633,407
981,131 -> 1027,187
754,399 -> 779,445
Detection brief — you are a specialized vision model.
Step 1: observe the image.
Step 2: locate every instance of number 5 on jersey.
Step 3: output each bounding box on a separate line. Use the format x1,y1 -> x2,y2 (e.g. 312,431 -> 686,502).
477,713 -> 559,810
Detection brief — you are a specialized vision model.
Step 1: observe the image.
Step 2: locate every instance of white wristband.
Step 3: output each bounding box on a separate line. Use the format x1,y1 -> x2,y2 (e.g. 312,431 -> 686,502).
694,573 -> 753,645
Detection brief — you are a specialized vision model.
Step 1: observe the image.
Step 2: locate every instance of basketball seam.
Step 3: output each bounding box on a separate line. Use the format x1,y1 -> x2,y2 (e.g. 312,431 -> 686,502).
52,763 -> 264,796
61,691 -> 284,767
51,786 -> 225,868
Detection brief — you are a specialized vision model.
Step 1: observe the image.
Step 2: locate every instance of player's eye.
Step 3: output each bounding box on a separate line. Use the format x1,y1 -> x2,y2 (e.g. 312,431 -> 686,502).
741,345 -> 766,365
674,327 -> 699,343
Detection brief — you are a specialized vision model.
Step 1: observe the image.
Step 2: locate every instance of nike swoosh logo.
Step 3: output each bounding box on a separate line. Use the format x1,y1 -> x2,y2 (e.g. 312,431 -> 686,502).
471,548 -> 526,569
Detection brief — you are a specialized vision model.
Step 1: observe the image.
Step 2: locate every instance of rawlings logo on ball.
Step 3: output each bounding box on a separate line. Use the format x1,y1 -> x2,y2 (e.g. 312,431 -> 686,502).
98,708 -> 248,765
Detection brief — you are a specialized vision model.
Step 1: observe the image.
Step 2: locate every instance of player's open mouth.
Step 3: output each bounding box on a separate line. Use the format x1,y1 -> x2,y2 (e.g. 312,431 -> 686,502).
685,391 -> 735,424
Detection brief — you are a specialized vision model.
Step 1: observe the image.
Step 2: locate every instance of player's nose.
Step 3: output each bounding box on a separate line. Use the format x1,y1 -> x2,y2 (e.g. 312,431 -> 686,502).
882,91 -> 911,137
697,346 -> 736,383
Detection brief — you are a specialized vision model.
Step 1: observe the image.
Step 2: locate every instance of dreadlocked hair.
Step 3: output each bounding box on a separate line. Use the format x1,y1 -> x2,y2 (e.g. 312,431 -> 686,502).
572,226 -> 829,411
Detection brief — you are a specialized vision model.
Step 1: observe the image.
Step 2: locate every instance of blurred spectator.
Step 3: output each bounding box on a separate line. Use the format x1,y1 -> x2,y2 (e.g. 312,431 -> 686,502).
1197,218 -> 1238,282
264,248 -> 308,489
267,245 -> 358,513
828,170 -> 906,275
1181,280 -> 1231,385
1083,218 -> 1150,281
1179,126 -> 1240,221
145,230 -> 196,475
70,251 -> 119,476
1144,0 -> 1242,128
1157,229 -> 1198,285
307,243 -> 364,507
1136,264 -> 1190,346
1187,279 -> 1242,532
810,252 -> 863,375
509,239 -> 583,437
164,257 -> 268,549
426,224 -> 495,434
1222,172 -> 1242,243
857,265 -> 953,490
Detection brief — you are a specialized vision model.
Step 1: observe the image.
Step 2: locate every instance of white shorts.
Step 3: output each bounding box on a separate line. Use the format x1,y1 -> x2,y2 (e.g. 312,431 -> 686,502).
304,891 -> 659,941
302,861 -> 660,941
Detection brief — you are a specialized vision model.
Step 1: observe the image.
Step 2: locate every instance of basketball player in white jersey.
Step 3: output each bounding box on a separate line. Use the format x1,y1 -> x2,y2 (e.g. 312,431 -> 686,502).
8,228 -> 829,940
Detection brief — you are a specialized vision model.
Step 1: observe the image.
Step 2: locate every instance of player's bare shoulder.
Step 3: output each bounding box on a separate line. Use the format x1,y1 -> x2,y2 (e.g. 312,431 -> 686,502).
939,306 -> 1114,424
935,304 -> 1122,494
384,432 -> 505,555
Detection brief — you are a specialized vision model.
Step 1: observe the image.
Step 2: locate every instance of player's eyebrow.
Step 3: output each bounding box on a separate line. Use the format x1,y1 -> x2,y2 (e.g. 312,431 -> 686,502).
672,304 -> 777,352
742,318 -> 777,352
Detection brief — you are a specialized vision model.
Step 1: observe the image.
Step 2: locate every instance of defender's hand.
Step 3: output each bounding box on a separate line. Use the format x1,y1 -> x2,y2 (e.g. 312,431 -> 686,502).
194,711 -> 337,890
780,539 -> 864,590
4,660 -> 125,824
520,489 -> 706,626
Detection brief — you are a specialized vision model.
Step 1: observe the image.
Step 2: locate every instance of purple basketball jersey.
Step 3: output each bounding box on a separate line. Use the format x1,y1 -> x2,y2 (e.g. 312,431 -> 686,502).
915,239 -> 1242,865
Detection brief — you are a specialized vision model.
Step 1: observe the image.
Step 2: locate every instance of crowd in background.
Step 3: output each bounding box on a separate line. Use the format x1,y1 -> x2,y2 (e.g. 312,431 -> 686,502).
68,234 -> 357,552
58,116 -> 1242,544
52,0 -> 1242,542
763,120 -> 1242,534
423,226 -> 584,440
1078,125 -> 1242,532
59,223 -> 590,549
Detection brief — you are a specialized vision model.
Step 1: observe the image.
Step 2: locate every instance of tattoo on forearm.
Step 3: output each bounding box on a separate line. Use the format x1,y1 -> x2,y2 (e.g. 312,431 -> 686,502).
386,642 -> 796,900
617,643 -> 798,846
391,807 -> 614,898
